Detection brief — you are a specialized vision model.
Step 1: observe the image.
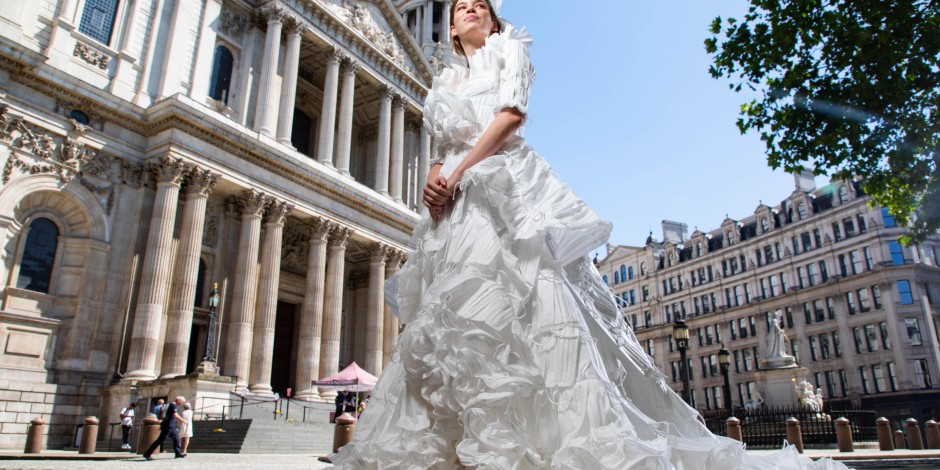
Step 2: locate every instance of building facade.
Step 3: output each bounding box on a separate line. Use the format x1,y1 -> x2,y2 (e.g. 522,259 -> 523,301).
598,172 -> 940,427
0,0 -> 458,449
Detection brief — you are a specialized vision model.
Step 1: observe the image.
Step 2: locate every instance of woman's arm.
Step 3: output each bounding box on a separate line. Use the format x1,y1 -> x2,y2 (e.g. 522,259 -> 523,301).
446,108 -> 525,191
423,162 -> 451,222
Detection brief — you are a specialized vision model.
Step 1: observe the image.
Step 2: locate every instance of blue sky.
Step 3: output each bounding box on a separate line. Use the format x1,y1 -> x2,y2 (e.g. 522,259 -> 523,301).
497,1 -> 826,253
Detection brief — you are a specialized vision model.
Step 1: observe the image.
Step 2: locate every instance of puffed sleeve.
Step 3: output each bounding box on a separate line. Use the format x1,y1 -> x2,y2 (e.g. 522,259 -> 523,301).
496,38 -> 535,116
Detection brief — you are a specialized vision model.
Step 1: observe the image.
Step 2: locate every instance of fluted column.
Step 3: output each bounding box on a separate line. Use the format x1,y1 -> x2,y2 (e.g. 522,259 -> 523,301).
390,98 -> 406,203
160,167 -> 219,378
334,59 -> 360,176
124,157 -> 187,380
383,251 -> 404,366
276,18 -> 307,144
248,199 -> 293,395
418,123 -> 431,201
317,49 -> 343,166
442,1 -> 452,43
253,6 -> 284,136
364,243 -> 388,374
223,191 -> 268,390
424,1 -> 434,43
294,218 -> 332,400
374,87 -> 393,195
318,226 -> 350,398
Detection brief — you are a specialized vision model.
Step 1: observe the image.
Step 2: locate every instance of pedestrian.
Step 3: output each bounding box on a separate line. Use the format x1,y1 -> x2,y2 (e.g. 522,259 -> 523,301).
179,402 -> 194,456
330,1 -> 849,468
333,391 -> 345,423
150,398 -> 167,452
119,403 -> 136,450
343,392 -> 357,414
142,395 -> 187,460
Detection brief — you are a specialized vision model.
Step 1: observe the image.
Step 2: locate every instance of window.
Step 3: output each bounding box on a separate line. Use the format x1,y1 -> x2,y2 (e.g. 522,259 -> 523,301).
859,366 -> 871,394
819,261 -> 829,282
888,241 -> 904,265
838,186 -> 849,203
881,207 -> 896,227
872,285 -> 883,309
872,364 -> 886,393
879,322 -> 890,349
845,291 -> 857,315
79,0 -> 120,45
906,318 -> 923,345
843,217 -> 856,238
865,324 -> 878,352
857,288 -> 871,312
857,214 -> 868,233
671,362 -> 678,382
620,265 -> 627,282
825,370 -> 838,397
801,232 -> 813,252
887,363 -> 898,391
863,247 -> 874,271
603,275 -> 608,284
913,359 -> 932,388
779,273 -> 788,293
833,331 -> 842,357
826,297 -> 836,320
849,250 -> 862,274
809,336 -> 818,361
628,266 -> 634,280
853,327 -> 863,353
209,45 -> 235,104
16,218 -> 59,294
897,280 -> 914,304
761,217 -> 770,233
839,370 -> 849,397
646,339 -> 654,357
614,272 -> 620,284
807,263 -> 818,286
832,222 -> 842,242
796,267 -> 805,289
640,262 -> 647,275
797,202 -> 808,220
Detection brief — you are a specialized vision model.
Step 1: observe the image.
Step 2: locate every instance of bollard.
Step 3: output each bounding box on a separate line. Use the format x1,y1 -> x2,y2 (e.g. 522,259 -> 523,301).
894,429 -> 907,450
332,412 -> 357,453
925,420 -> 940,449
785,417 -> 804,454
79,416 -> 99,454
876,418 -> 894,451
835,417 -> 854,452
23,418 -> 44,454
137,416 -> 161,455
906,418 -> 925,450
726,417 -> 742,442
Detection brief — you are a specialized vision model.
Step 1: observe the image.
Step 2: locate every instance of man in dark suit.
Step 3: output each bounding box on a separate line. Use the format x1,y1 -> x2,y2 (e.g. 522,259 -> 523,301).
142,396 -> 188,460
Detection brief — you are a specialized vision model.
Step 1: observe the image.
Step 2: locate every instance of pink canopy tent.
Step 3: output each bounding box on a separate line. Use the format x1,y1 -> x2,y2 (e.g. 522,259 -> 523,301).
311,362 -> 378,392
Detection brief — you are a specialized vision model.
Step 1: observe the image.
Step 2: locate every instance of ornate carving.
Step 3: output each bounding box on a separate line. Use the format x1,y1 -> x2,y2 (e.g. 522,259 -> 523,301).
283,14 -> 307,35
218,8 -> 248,38
185,167 -> 220,196
0,105 -> 91,184
370,243 -> 389,263
149,156 -> 187,185
386,249 -> 406,270
308,217 -> 332,243
342,57 -> 361,75
330,2 -> 405,66
203,202 -> 220,247
55,99 -> 106,131
281,217 -> 310,274
238,189 -> 268,216
329,225 -> 351,248
429,43 -> 446,74
78,176 -> 116,214
263,199 -> 293,225
261,5 -> 287,23
73,43 -> 110,70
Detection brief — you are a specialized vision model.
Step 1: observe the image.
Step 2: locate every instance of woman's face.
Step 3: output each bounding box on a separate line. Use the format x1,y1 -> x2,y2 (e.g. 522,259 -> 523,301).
451,0 -> 496,48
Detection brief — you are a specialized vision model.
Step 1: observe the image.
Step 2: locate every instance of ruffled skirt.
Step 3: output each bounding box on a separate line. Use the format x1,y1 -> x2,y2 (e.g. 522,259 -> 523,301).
330,145 -> 847,469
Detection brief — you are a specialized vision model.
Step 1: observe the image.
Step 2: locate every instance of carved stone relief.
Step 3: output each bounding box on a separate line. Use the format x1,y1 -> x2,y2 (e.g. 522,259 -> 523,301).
218,8 -> 248,40
73,43 -> 110,70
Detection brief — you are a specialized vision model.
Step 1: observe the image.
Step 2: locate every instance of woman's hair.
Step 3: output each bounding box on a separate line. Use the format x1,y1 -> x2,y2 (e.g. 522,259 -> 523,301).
183,403 -> 191,410
450,0 -> 503,57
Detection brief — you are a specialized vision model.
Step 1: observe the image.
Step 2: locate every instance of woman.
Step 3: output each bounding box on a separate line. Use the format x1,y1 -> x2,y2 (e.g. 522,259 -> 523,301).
119,403 -> 135,450
333,1 -> 846,468
179,402 -> 194,456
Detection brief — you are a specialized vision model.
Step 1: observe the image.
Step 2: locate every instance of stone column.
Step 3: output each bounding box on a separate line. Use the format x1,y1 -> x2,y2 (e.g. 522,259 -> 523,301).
442,1 -> 452,43
374,88 -> 393,195
364,244 -> 388,375
156,0 -> 198,99
316,49 -> 343,166
383,251 -> 404,365
318,226 -> 350,398
424,1 -> 434,43
334,59 -> 360,176
248,200 -> 293,395
160,168 -> 219,378
253,6 -> 285,136
390,98 -> 406,203
294,218 -> 332,400
223,190 -> 268,390
188,0 -> 224,104
276,17 -> 306,144
236,19 -> 262,125
124,157 -> 187,380
418,123 -> 431,205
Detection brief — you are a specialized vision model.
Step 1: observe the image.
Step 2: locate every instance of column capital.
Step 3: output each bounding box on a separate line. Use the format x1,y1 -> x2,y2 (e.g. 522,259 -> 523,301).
283,14 -> 307,35
380,85 -> 395,101
237,189 -> 268,217
263,199 -> 293,225
393,95 -> 408,110
342,57 -> 361,74
184,167 -> 220,196
369,243 -> 389,263
307,217 -> 333,243
149,156 -> 187,185
386,249 -> 406,269
329,225 -> 351,248
324,47 -> 346,64
407,118 -> 423,133
261,4 -> 287,23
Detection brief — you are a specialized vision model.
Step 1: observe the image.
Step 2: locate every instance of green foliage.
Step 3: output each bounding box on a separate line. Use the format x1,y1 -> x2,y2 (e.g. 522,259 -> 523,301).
707,0 -> 940,245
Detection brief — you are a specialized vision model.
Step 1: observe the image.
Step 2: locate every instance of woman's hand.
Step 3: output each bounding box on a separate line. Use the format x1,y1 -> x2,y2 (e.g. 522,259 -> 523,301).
423,174 -> 451,222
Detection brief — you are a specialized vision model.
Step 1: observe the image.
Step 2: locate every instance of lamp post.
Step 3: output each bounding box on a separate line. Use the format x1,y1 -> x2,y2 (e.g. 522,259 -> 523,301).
202,283 -> 221,363
673,319 -> 691,404
718,345 -> 733,417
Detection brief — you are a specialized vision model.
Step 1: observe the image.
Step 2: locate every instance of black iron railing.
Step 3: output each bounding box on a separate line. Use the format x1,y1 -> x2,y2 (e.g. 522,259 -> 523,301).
704,404 -> 878,448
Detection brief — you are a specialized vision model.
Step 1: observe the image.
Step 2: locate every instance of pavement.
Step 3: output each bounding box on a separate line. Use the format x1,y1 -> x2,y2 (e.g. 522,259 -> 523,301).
0,449 -> 938,469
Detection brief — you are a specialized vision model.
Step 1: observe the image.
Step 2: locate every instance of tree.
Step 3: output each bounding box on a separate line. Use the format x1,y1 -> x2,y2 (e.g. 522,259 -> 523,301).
706,1 -> 939,244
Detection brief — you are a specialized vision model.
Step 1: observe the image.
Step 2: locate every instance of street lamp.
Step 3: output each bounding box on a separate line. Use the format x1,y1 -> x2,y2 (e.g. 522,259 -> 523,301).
718,345 -> 733,417
202,283 -> 221,363
673,319 -> 691,404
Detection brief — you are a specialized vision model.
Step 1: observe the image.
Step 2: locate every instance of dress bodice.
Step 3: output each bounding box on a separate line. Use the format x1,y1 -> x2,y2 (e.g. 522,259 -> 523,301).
423,25 -> 535,164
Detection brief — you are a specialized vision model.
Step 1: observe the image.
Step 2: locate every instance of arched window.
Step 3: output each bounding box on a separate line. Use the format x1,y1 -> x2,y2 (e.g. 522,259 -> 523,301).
194,259 -> 207,308
838,186 -> 849,204
761,217 -> 770,233
798,202 -> 808,220
17,218 -> 59,294
291,108 -> 313,156
79,0 -> 120,45
209,45 -> 235,104
614,272 -> 620,284
602,275 -> 608,285
628,266 -> 634,280
620,265 -> 627,282
640,262 -> 647,276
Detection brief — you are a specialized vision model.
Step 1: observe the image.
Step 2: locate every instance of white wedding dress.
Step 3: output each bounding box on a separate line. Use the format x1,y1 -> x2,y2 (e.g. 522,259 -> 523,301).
331,26 -> 848,470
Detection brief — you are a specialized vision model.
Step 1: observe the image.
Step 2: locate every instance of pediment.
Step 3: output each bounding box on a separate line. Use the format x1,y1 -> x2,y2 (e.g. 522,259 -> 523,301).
321,0 -> 432,80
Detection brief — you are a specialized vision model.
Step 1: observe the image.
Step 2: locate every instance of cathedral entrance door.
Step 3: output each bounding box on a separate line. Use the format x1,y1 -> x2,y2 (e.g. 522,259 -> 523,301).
270,301 -> 297,396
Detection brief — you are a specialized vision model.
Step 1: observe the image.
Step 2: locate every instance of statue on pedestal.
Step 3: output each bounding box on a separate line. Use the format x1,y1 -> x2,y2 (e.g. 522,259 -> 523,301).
763,311 -> 797,368
795,380 -> 824,412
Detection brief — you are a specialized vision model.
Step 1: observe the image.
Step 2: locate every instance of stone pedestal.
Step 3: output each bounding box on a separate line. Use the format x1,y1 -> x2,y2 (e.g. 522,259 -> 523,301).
103,372 -> 237,431
752,366 -> 807,408
195,361 -> 219,377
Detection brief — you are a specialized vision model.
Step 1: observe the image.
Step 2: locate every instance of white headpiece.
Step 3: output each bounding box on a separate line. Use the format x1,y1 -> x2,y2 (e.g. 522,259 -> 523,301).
491,0 -> 502,15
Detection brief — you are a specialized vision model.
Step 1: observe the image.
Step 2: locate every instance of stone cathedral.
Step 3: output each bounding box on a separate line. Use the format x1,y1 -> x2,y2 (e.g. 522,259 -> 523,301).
0,0 -> 459,448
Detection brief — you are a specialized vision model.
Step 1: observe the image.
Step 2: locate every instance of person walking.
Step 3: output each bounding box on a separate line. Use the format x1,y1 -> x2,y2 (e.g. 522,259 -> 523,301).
333,391 -> 345,423
142,396 -> 187,460
119,403 -> 136,450
179,402 -> 194,456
